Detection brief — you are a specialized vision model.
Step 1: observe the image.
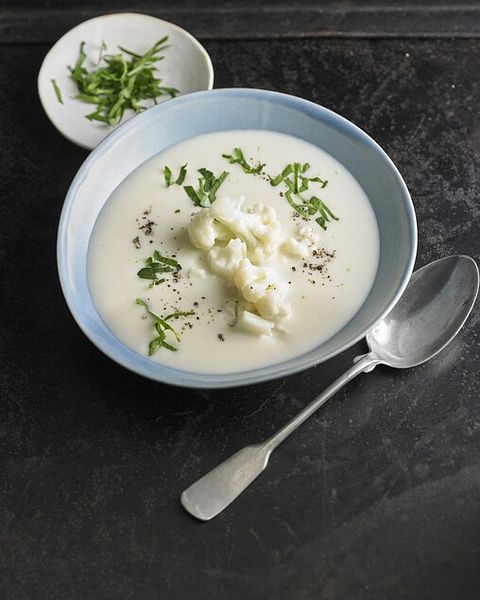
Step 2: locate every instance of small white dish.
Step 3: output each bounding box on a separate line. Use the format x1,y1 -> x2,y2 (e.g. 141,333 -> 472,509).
38,13 -> 214,150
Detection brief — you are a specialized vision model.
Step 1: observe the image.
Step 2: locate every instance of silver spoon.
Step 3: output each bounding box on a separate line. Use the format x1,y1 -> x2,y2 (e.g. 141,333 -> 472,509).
181,255 -> 479,521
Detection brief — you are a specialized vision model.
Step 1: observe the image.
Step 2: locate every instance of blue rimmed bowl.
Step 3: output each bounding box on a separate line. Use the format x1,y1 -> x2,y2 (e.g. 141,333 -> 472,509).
58,88 -> 417,388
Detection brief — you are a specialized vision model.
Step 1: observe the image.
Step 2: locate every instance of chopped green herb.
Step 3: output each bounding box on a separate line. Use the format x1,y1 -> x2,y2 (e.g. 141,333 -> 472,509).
68,37 -> 179,126
96,40 -> 108,65
51,79 -> 63,104
153,250 -> 178,266
270,162 -> 336,229
164,164 -> 187,187
137,250 -> 180,287
183,185 -> 204,206
270,162 -> 327,191
269,164 -> 294,187
165,310 -> 197,320
136,298 -> 194,354
222,147 -> 264,174
284,191 -> 339,230
184,168 -> 229,207
314,197 -> 339,230
164,165 -> 172,186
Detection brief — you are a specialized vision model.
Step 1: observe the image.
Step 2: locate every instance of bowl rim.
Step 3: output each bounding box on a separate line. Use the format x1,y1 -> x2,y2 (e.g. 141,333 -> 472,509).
57,87 -> 417,388
37,12 -> 215,150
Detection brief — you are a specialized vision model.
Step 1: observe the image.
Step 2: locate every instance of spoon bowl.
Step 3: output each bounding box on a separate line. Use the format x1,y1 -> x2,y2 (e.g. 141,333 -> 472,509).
367,255 -> 479,368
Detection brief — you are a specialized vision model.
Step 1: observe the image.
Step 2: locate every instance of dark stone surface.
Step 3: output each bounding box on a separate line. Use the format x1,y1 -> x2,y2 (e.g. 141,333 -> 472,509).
2,1 -> 480,42
1,37 -> 479,599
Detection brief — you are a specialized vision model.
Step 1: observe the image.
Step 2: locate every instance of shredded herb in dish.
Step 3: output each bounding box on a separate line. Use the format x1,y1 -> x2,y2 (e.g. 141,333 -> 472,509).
164,164 -> 187,187
269,162 -> 328,190
51,78 -> 63,104
68,37 -> 179,126
222,147 -> 264,174
270,162 -> 338,230
137,250 -> 181,287
184,168 -> 229,207
285,193 -> 339,230
136,298 -> 194,354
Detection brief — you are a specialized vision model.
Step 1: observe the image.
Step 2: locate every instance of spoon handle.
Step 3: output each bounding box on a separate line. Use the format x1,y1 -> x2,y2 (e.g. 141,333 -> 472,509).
264,353 -> 379,452
180,353 -> 379,521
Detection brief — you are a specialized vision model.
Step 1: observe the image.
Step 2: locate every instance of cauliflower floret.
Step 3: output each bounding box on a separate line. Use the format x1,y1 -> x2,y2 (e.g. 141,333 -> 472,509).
192,196 -> 284,264
188,211 -> 231,251
234,259 -> 274,303
298,224 -> 320,244
211,196 -> 247,231
188,196 -> 292,332
234,259 -> 290,322
207,239 -> 247,280
256,292 -> 291,322
282,237 -> 309,258
188,211 -> 217,251
245,203 -> 283,264
282,223 -> 320,258
235,309 -> 274,336
208,196 -> 253,248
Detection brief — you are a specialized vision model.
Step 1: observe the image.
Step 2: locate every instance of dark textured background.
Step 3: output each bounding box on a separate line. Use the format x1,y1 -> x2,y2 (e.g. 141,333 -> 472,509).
3,0 -> 480,40
1,3 -> 480,599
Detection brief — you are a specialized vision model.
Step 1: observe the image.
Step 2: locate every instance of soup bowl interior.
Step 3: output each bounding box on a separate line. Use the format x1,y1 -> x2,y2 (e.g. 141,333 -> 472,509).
58,88 -> 417,388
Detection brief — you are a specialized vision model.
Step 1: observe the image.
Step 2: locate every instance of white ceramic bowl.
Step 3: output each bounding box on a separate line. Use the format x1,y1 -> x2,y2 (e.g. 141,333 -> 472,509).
58,88 -> 417,388
38,13 -> 214,149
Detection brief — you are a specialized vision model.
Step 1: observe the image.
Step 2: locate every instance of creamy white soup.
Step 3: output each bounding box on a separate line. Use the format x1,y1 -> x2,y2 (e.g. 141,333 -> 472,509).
87,130 -> 379,373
